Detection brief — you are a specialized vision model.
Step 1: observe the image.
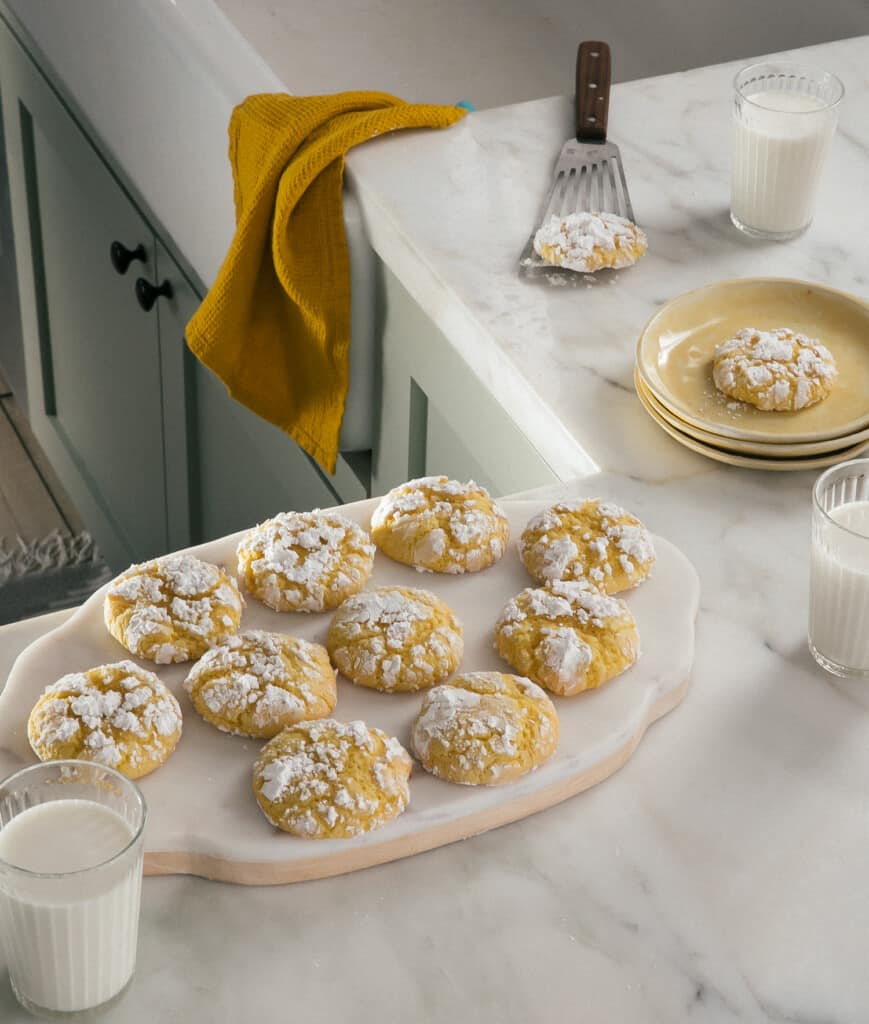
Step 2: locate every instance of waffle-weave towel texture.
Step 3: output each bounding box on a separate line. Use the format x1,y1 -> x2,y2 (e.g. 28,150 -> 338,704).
185,92 -> 466,473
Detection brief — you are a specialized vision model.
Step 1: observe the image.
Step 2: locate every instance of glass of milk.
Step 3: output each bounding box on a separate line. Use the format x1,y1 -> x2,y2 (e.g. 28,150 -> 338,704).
809,459 -> 869,677
731,62 -> 843,240
0,760 -> 146,1016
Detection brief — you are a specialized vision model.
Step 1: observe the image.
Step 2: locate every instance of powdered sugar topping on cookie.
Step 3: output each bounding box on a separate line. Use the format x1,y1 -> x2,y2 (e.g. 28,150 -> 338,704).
411,672 -> 558,785
328,586 -> 463,692
237,510 -> 375,612
184,631 -> 334,735
28,660 -> 182,774
520,499 -> 655,590
254,719 -> 411,838
533,212 -> 647,273
104,554 -> 243,663
371,476 -> 509,574
712,327 -> 837,412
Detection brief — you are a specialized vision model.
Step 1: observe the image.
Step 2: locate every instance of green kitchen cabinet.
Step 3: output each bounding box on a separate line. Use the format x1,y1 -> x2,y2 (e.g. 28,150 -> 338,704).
0,14 -> 367,572
371,266 -> 559,496
157,252 -> 356,543
0,18 -> 171,570
190,357 -> 347,542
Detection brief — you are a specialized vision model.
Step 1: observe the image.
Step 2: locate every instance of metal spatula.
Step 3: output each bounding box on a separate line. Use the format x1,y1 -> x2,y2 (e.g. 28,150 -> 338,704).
519,40 -> 635,281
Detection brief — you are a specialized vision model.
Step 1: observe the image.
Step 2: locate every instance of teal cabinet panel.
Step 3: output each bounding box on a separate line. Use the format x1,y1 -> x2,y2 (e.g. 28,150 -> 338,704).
26,115 -> 166,554
0,18 -> 167,569
0,14 -> 374,568
372,265 -> 559,498
154,239 -> 195,552
190,361 -> 341,542
157,236 -> 369,543
425,401 -> 498,494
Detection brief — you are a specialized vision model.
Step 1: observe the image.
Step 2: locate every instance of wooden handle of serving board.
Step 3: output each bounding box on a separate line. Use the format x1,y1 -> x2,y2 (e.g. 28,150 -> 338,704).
575,40 -> 611,143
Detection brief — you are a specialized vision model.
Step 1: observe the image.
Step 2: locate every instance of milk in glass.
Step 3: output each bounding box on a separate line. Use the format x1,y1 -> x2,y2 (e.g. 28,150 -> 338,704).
810,501 -> 869,674
731,64 -> 842,239
0,796 -> 143,1013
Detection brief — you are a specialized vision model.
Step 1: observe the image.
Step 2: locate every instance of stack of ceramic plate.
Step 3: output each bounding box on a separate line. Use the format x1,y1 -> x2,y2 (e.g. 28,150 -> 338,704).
634,278 -> 869,471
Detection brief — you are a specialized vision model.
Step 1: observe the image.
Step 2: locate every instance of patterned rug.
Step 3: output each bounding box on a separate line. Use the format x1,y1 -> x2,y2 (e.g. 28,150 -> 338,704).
0,531 -> 112,625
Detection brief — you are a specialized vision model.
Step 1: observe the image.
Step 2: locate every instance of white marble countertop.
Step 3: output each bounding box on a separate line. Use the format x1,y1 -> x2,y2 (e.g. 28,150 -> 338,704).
341,34 -> 869,480
3,466 -> 869,1022
2,23 -> 869,1022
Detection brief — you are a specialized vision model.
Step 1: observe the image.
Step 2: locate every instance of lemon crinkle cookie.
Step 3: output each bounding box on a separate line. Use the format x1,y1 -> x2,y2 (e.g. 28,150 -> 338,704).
371,476 -> 509,574
104,554 -> 243,664
327,586 -> 463,693
520,499 -> 655,593
494,580 -> 639,696
411,672 -> 559,786
533,211 -> 647,273
184,631 -> 336,738
252,719 -> 412,839
28,660 -> 182,778
712,327 -> 837,411
237,510 -> 375,612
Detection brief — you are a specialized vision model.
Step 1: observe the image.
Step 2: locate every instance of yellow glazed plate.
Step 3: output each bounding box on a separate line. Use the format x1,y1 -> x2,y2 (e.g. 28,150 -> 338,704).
635,378 -> 869,471
634,372 -> 869,457
636,278 -> 869,444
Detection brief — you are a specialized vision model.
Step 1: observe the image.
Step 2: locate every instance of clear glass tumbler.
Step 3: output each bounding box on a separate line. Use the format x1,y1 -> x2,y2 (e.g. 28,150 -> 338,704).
731,61 -> 844,240
0,761 -> 146,1017
809,459 -> 869,677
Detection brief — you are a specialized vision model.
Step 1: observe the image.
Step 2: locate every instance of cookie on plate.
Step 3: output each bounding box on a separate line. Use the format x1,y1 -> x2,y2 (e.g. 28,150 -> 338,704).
494,580 -> 639,696
712,327 -> 837,411
411,672 -> 559,786
236,510 -> 375,613
104,554 -> 243,664
520,499 -> 655,593
370,476 -> 509,574
183,631 -> 336,738
327,586 -> 463,693
27,660 -> 182,779
252,719 -> 412,839
533,211 -> 648,273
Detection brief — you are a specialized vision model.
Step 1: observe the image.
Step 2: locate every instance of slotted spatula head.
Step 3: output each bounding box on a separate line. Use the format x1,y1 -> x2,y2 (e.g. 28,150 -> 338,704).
520,41 -> 636,280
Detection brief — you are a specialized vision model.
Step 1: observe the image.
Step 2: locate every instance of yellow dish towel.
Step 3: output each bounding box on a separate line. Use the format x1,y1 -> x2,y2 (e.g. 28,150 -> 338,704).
185,92 -> 467,474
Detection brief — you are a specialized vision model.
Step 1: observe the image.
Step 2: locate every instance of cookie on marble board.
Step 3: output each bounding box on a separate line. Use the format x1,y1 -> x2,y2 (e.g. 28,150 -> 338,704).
494,580 -> 639,696
370,476 -> 510,574
252,719 -> 412,839
712,327 -> 837,411
533,211 -> 647,273
520,499 -> 655,594
237,510 -> 375,613
327,586 -> 463,693
27,660 -> 182,779
410,671 -> 559,786
183,630 -> 336,738
104,553 -> 243,664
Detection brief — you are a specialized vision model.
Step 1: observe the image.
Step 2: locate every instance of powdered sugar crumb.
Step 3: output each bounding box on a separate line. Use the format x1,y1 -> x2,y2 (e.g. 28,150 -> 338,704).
29,660 -> 182,773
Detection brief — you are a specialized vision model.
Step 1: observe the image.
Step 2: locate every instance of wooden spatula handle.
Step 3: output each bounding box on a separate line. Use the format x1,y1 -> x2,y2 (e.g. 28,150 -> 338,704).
575,41 -> 611,142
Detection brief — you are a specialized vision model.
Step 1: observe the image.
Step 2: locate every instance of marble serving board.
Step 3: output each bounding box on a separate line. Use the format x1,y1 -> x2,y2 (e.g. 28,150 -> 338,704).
0,500 -> 699,886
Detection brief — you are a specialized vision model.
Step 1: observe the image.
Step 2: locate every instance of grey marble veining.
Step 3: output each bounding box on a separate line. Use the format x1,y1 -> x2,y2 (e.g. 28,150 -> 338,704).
2,34 -> 869,1024
346,35 -> 869,482
2,465 -> 868,1021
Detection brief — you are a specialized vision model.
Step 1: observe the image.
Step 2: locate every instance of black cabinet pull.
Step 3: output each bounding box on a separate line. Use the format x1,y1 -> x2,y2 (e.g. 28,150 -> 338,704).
110,240 -> 145,275
135,277 -> 173,312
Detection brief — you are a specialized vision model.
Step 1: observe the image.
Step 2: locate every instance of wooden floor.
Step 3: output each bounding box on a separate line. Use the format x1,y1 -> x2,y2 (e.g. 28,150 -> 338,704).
0,363 -> 83,544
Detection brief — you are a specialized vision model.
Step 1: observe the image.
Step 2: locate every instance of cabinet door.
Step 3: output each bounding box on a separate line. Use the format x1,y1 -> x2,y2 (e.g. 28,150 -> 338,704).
0,22 -> 167,570
372,266 -> 560,497
153,235 -> 343,543
154,240 -> 365,547
189,358 -> 342,542
153,239 -> 195,552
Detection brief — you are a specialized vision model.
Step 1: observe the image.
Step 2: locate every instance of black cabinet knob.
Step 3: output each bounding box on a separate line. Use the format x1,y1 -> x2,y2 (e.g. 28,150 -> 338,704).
135,276 -> 173,312
110,241 -> 145,275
